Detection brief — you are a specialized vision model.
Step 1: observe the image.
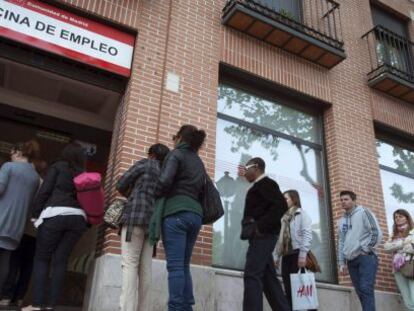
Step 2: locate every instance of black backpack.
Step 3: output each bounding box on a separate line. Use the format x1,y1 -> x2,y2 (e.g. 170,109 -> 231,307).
201,175 -> 224,225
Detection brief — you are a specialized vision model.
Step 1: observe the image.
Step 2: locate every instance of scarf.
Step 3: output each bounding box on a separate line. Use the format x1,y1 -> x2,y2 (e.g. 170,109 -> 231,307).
397,223 -> 409,233
275,206 -> 299,257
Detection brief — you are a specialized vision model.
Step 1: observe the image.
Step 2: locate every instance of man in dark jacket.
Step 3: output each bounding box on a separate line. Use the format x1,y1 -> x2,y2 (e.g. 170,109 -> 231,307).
241,157 -> 290,311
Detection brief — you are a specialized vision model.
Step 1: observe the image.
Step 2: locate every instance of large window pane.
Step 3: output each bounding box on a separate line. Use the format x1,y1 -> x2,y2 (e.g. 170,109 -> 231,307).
213,118 -> 334,282
377,141 -> 414,174
377,139 -> 414,235
218,85 -> 321,144
380,169 -> 414,235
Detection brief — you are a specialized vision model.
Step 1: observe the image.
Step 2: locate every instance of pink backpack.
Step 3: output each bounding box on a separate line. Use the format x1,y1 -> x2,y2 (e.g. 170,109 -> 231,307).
73,172 -> 105,225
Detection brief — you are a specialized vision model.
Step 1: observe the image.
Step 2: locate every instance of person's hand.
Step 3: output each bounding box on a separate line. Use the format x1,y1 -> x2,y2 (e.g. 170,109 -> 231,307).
255,226 -> 264,238
339,265 -> 347,276
298,257 -> 307,268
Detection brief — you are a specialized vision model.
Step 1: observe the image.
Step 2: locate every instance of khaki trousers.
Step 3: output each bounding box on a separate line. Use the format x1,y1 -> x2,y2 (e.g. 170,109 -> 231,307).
119,226 -> 153,311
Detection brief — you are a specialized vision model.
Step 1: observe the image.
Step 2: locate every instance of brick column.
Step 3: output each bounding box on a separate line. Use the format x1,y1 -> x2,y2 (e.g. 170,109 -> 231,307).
325,0 -> 391,291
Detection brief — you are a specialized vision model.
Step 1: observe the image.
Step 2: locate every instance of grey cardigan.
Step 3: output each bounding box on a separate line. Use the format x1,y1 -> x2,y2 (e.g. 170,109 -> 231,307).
0,162 -> 39,250
337,206 -> 382,266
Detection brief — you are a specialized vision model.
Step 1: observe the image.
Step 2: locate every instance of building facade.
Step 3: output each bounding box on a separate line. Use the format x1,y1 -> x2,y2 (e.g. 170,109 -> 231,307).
0,0 -> 414,310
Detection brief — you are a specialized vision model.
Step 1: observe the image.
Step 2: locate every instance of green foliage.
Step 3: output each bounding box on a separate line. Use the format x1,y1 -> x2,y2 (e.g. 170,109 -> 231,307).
279,8 -> 296,21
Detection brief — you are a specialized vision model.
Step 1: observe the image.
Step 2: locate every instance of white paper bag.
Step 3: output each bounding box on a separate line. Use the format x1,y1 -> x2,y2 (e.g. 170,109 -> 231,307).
290,269 -> 319,310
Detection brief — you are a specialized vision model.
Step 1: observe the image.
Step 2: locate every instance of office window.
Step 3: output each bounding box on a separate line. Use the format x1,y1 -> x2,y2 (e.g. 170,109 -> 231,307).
213,84 -> 334,282
377,140 -> 414,234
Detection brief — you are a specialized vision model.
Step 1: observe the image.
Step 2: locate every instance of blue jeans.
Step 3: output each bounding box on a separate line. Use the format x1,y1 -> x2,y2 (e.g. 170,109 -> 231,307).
347,254 -> 378,311
162,212 -> 202,311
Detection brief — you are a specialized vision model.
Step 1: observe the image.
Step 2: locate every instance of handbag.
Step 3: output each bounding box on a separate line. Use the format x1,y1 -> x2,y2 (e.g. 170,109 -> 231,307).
104,198 -> 126,229
400,254 -> 414,279
306,250 -> 322,273
290,269 -> 319,310
240,218 -> 256,240
201,175 -> 224,225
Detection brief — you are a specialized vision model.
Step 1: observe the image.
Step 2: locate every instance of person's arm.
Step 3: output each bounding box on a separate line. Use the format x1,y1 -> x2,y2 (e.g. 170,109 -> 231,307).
361,208 -> 383,253
384,239 -> 403,253
298,211 -> 313,260
155,151 -> 180,198
255,181 -> 287,234
116,160 -> 145,196
0,163 -> 11,196
32,166 -> 59,218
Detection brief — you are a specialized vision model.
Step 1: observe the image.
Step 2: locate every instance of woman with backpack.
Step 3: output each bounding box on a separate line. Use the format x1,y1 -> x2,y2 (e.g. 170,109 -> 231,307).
155,125 -> 206,311
384,209 -> 414,311
275,189 -> 318,311
0,141 -> 40,302
116,143 -> 170,311
23,142 -> 87,311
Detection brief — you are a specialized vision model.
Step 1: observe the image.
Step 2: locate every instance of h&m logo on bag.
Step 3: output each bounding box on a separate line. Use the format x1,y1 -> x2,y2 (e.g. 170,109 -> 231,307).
296,284 -> 314,298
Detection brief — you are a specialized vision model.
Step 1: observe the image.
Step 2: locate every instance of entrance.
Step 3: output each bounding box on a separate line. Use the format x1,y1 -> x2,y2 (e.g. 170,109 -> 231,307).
0,56 -> 124,310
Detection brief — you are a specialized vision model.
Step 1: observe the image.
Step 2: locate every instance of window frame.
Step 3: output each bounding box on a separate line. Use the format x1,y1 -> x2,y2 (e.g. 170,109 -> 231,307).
375,133 -> 414,234
213,76 -> 337,283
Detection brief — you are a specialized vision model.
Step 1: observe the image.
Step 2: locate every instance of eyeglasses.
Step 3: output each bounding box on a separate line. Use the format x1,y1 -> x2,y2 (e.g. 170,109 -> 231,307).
244,163 -> 258,170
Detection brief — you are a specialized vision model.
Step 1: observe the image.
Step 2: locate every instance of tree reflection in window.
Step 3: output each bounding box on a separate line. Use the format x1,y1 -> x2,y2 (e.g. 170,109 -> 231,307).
377,140 -> 414,234
214,85 -> 334,282
218,85 -> 322,191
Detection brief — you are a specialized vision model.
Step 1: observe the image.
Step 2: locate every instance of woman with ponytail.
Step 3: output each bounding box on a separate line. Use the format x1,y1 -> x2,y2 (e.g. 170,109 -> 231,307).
23,142 -> 87,311
155,125 -> 207,311
0,141 -> 40,301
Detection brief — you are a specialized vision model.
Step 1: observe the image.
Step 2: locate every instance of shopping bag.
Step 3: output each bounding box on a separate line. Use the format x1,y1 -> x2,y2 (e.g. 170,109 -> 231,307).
290,269 -> 319,310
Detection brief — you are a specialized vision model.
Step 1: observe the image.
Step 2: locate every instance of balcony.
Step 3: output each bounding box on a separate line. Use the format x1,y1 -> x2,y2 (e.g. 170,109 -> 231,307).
222,0 -> 346,69
362,26 -> 414,104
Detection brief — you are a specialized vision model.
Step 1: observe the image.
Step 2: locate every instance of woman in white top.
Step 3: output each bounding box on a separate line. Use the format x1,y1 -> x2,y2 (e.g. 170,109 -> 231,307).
384,209 -> 414,311
275,189 -> 316,311
23,142 -> 87,311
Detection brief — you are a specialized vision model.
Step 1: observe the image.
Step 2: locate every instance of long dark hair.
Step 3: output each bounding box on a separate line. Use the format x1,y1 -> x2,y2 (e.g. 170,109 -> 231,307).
61,142 -> 86,171
176,125 -> 206,152
148,143 -> 170,166
283,190 -> 302,208
392,209 -> 414,240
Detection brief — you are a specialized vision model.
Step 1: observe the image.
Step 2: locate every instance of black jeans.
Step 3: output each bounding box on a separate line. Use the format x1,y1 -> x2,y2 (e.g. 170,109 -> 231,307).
32,215 -> 86,307
2,234 -> 36,302
243,236 -> 291,311
0,248 -> 12,299
282,251 -> 317,311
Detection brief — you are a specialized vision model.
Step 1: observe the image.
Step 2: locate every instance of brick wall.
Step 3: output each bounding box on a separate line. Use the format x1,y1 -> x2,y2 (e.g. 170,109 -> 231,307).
218,0 -> 414,292
55,0 -> 414,292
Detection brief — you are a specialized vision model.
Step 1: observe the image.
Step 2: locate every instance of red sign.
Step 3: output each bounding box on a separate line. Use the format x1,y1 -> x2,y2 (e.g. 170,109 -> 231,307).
0,0 -> 135,77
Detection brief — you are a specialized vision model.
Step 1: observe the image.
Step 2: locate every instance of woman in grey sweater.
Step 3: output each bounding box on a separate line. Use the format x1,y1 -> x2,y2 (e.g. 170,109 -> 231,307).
275,189 -> 316,311
0,141 -> 40,299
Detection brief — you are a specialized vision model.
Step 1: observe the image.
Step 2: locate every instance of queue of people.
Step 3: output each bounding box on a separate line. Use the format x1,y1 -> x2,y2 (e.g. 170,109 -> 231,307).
0,125 -> 412,311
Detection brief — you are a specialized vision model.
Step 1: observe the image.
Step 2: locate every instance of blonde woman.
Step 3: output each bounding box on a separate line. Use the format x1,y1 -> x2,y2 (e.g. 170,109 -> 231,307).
384,209 -> 414,311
